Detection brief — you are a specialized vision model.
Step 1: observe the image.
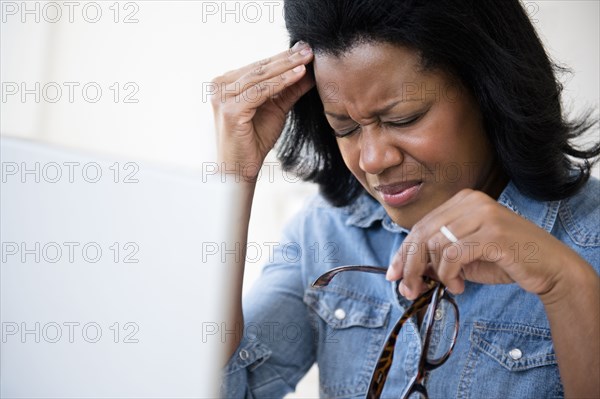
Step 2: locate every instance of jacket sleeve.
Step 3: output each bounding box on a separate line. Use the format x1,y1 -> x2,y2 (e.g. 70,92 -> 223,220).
220,210 -> 317,398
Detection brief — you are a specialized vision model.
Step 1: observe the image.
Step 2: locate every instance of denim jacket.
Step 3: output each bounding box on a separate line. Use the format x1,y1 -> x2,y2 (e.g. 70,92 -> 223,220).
221,178 -> 599,398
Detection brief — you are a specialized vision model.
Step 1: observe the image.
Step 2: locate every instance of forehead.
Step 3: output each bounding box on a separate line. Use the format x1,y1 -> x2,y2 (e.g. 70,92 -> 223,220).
314,42 -> 421,75
313,42 -> 437,114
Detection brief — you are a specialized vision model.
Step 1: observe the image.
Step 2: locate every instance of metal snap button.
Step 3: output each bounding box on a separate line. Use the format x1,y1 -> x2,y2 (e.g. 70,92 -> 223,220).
508,348 -> 522,360
239,349 -> 249,361
434,308 -> 443,321
334,308 -> 346,320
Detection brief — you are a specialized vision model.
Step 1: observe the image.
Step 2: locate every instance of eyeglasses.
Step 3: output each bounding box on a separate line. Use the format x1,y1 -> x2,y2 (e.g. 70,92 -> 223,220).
312,265 -> 459,399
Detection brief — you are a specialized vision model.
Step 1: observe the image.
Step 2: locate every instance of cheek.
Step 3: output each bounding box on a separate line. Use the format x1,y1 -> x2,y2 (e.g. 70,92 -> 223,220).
336,140 -> 357,169
336,140 -> 369,181
408,117 -> 458,165
423,104 -> 487,166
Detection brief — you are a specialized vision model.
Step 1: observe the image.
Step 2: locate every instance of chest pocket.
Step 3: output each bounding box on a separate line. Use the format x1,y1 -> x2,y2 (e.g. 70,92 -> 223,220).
459,321 -> 564,398
304,286 -> 391,398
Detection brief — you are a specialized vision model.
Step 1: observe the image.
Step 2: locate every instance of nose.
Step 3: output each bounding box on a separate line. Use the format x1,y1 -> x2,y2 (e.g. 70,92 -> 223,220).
358,125 -> 403,175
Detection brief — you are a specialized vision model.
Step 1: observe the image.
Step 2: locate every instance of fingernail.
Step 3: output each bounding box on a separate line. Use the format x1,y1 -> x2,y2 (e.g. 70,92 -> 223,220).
401,283 -> 416,300
397,283 -> 406,297
300,47 -> 312,56
292,41 -> 306,51
292,65 -> 305,73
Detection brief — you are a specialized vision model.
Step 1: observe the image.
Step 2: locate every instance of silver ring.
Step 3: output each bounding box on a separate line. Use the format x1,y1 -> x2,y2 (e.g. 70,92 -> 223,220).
440,225 -> 459,243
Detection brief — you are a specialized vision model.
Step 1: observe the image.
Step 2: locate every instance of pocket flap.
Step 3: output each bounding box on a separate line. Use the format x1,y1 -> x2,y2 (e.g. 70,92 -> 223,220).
304,287 -> 390,329
471,321 -> 557,371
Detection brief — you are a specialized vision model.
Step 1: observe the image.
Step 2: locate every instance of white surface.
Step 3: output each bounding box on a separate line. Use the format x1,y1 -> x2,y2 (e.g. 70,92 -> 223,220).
0,137 -> 235,398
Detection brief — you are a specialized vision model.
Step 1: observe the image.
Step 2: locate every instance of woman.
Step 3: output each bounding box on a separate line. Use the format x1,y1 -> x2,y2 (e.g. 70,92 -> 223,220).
212,0 -> 599,397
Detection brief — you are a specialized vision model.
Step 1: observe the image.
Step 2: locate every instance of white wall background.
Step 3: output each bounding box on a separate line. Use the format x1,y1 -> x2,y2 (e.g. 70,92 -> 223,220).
1,1 -> 598,397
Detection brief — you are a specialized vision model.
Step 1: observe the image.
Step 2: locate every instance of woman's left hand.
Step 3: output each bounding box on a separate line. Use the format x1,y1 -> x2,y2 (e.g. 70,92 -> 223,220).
386,188 -> 579,300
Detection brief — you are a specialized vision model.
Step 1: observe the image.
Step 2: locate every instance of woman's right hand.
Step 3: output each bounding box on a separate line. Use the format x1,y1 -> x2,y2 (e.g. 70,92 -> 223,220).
210,42 -> 315,181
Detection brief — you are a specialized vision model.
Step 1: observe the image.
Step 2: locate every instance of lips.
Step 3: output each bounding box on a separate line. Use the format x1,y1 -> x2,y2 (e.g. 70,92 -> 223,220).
374,181 -> 422,194
374,180 -> 423,207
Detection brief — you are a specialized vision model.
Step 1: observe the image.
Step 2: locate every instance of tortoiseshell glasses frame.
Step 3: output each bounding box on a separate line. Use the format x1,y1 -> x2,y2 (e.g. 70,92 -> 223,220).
312,265 -> 459,399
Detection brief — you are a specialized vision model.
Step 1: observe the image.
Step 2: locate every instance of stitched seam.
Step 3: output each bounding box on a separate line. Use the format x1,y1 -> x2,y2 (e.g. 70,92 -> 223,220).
559,200 -> 600,247
307,285 -> 391,308
542,201 -> 560,232
457,327 -> 479,399
473,321 -> 552,338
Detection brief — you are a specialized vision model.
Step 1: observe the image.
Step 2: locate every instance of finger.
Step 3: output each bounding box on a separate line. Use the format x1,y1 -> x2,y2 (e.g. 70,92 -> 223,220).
426,211 -> 484,293
398,239 -> 429,300
387,190 -> 490,285
387,239 -> 419,281
437,230 -> 514,290
396,216 -> 463,298
413,190 -> 496,245
222,46 -> 313,100
412,188 -> 475,230
455,229 -> 515,284
217,55 -> 312,113
231,65 -> 311,116
403,228 -> 464,297
392,191 -> 473,282
271,73 -> 315,114
387,239 -> 443,282
437,242 -> 466,294
434,214 -> 482,251
398,196 -> 487,296
215,41 -> 310,85
401,190 -> 486,257
425,232 -> 445,267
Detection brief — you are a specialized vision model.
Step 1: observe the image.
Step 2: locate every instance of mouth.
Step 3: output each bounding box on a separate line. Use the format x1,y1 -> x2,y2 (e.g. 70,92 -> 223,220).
374,181 -> 423,207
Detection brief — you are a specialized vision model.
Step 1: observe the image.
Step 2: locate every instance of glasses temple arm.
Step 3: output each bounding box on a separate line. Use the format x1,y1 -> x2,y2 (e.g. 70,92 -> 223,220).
311,265 -> 388,287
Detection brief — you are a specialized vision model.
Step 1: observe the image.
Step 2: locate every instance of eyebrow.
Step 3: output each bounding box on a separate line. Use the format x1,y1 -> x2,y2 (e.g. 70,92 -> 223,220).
324,99 -> 416,121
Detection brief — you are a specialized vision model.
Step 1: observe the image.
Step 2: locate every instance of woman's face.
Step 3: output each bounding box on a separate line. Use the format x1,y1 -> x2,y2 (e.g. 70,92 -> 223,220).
313,42 -> 504,228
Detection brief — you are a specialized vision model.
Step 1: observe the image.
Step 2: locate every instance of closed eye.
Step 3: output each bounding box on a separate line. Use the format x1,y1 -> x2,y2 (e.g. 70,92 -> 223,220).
385,113 -> 423,128
333,125 -> 361,138
333,112 -> 425,138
